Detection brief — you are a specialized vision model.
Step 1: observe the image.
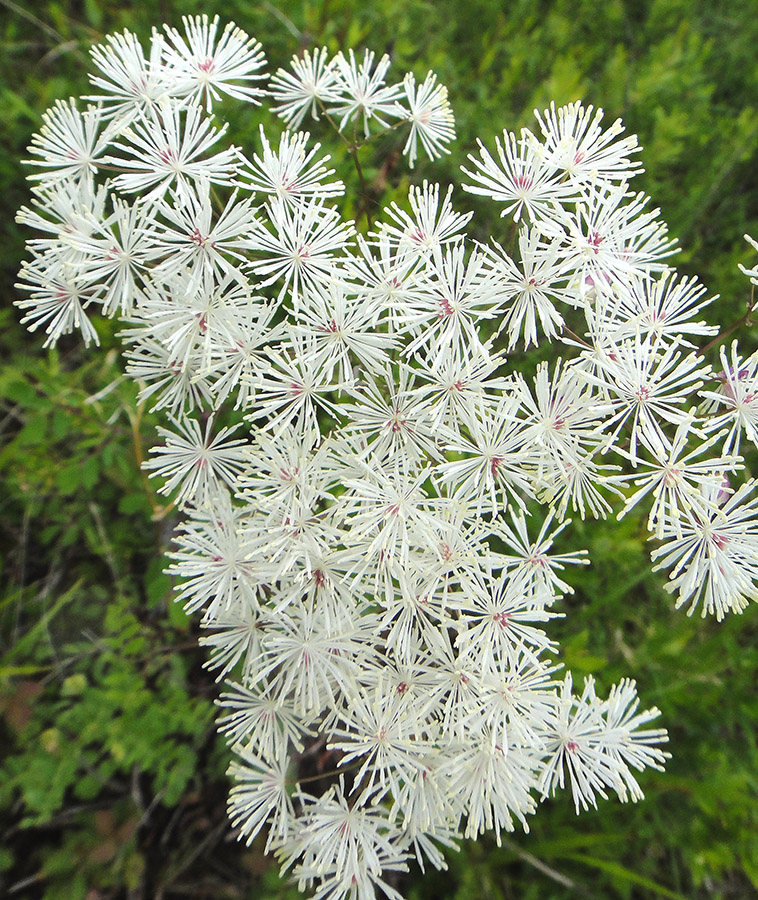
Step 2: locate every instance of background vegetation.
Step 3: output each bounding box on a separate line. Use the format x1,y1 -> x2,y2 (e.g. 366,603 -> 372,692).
2,1 -> 758,898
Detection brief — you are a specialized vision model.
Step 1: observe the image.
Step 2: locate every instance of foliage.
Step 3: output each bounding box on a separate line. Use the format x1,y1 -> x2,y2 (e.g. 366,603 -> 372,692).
2,1 -> 758,898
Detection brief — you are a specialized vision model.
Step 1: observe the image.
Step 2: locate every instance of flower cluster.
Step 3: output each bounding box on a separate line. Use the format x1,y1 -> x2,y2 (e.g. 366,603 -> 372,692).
16,15 -> 758,900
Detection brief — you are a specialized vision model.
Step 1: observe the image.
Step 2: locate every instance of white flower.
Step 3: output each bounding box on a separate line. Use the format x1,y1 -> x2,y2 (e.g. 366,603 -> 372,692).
412,348 -> 510,432
269,47 -> 341,129
400,71 -> 455,168
475,651 -> 560,749
17,179 -> 103,248
532,101 -> 643,185
126,271 -> 261,375
148,180 -> 258,282
124,336 -> 215,414
251,331 -> 349,439
537,450 -> 624,521
328,49 -> 404,137
235,426 -> 325,519
455,567 -> 557,669
246,196 -> 354,306
162,15 -> 267,111
108,100 -> 239,202
15,252 -> 100,347
168,495 -> 264,618
401,241 -> 505,360
227,746 -> 294,850
239,126 -> 344,206
342,364 -> 439,461
482,229 -> 572,348
143,415 -> 247,506
377,181 -> 472,253
583,334 -> 711,460
25,99 -> 114,188
339,454 -> 440,575
285,787 -> 408,900
519,360 -> 607,483
207,301 -> 281,409
438,394 -> 534,515
615,420 -> 741,537
700,341 -> 758,454
343,235 -> 423,327
447,739 -> 537,842
462,129 -> 572,222
332,681 -> 427,800
546,182 -> 677,287
200,597 -> 263,681
19,50 -> 701,899
255,602 -> 365,715
65,197 -> 154,316
616,272 -> 718,346
494,510 -> 589,602
87,29 -> 178,116
217,681 -> 306,756
600,679 -> 669,801
651,479 -> 758,619
538,674 -> 666,812
292,281 -> 395,382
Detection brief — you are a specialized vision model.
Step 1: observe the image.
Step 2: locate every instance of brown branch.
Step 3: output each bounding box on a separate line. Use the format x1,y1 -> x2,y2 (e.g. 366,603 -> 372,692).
698,283 -> 756,357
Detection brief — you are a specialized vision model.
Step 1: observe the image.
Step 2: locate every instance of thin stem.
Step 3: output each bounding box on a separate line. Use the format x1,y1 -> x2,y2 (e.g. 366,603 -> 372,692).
698,284 -> 756,357
315,98 -> 383,230
0,0 -> 87,59
315,98 -> 353,150
127,402 -> 174,521
289,762 -> 361,786
562,325 -> 592,350
209,183 -> 225,216
261,0 -> 303,40
498,836 -> 577,890
349,145 -> 373,231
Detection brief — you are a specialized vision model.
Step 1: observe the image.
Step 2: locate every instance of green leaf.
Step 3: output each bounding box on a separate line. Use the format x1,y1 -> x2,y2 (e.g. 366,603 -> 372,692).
82,0 -> 103,27
3,581 -> 81,663
168,598 -> 190,629
3,379 -> 38,406
145,555 -> 172,608
0,664 -> 51,677
55,464 -> 80,495
566,853 -> 690,900
80,454 -> 100,490
118,493 -> 150,515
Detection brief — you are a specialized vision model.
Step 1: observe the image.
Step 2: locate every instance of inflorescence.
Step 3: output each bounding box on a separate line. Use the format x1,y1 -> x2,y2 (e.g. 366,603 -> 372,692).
16,15 -> 758,900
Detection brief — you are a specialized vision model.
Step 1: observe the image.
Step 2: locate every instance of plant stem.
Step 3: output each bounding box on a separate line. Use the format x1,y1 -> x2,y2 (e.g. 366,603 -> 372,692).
349,145 -> 373,230
562,325 -> 592,350
127,402 -> 174,521
698,284 -> 756,357
316,99 -> 378,230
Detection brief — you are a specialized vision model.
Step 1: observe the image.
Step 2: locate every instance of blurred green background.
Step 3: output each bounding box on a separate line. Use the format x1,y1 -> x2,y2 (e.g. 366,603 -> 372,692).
2,1 -> 758,898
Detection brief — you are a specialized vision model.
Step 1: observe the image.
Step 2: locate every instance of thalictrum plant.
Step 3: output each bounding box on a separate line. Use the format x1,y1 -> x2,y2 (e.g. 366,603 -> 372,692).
16,14 -> 758,899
